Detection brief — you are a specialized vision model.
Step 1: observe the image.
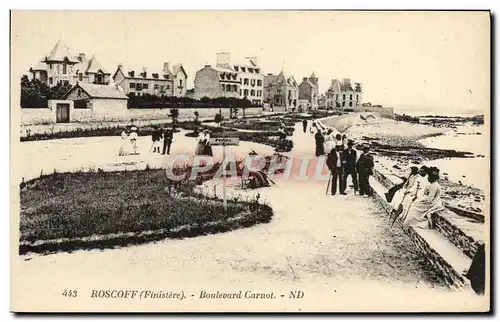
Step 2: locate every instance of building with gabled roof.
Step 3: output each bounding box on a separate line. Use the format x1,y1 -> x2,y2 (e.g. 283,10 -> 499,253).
298,72 -> 320,110
232,55 -> 264,106
112,61 -> 187,97
29,40 -> 111,87
263,71 -> 299,112
325,78 -> 363,109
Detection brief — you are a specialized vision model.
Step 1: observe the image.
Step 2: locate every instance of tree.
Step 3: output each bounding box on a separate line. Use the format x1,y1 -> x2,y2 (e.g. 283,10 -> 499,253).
169,108 -> 179,129
193,111 -> 200,126
214,112 -> 223,127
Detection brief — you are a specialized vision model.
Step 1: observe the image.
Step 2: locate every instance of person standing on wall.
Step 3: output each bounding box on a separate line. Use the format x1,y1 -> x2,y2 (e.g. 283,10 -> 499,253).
162,127 -> 173,155
326,143 -> 346,195
341,139 -> 358,194
356,143 -> 374,197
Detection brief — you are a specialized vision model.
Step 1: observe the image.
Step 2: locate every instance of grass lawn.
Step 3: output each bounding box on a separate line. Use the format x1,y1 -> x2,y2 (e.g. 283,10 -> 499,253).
20,170 -> 270,243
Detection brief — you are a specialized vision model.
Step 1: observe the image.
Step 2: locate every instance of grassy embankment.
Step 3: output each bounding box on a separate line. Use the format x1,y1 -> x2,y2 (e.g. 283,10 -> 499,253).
20,169 -> 273,254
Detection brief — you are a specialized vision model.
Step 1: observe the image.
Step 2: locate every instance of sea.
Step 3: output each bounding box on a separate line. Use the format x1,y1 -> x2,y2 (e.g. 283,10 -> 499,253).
403,109 -> 490,193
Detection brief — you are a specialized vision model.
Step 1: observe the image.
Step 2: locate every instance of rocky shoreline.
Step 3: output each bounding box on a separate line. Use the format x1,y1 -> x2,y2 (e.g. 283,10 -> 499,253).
345,118 -> 486,216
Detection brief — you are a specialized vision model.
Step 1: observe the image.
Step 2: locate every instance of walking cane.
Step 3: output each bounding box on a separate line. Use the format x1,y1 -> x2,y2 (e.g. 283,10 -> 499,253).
325,174 -> 331,195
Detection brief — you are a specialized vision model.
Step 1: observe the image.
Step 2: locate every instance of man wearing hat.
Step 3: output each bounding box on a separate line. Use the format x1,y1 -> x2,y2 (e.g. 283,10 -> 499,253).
162,127 -> 173,155
326,143 -> 346,195
341,139 -> 358,194
356,143 -> 374,197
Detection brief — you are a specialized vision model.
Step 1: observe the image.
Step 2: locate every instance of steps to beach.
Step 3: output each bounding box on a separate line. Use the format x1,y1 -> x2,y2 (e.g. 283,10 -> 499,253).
370,172 -> 476,291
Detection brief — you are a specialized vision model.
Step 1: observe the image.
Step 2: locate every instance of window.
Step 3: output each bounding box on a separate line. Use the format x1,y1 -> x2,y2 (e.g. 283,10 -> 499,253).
56,64 -> 60,73
248,68 -> 254,73
77,89 -> 82,96
63,63 -> 67,74
349,101 -> 353,107
255,69 -> 260,74
179,79 -> 183,87
243,89 -> 249,96
251,90 -> 255,96
350,94 -> 353,100
232,74 -> 237,80
343,94 -> 346,100
336,94 -> 339,100
79,73 -> 83,81
257,79 -> 262,86
49,64 -> 52,70
136,83 -> 142,91
154,84 -> 159,90
356,94 -> 359,100
239,89 -> 242,96
130,83 -> 136,88
48,77 -> 53,85
342,101 -> 346,107
232,85 -> 237,92
234,66 -> 239,72
143,83 -> 149,89
241,67 -> 246,72
251,79 -> 255,86
220,73 -> 225,80
165,75 -> 170,80
244,78 -> 249,85
167,84 -> 170,90
226,84 -> 232,92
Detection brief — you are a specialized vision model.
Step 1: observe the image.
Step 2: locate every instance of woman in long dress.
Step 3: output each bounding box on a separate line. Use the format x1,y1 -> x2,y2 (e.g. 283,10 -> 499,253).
129,127 -> 139,155
195,129 -> 206,155
203,130 -> 213,156
389,166 -> 419,210
403,168 -> 444,229
397,166 -> 429,222
119,128 -> 130,156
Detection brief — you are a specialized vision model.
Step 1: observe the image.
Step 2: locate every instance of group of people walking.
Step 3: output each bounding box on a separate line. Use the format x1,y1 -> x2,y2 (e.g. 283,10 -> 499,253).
119,126 -> 139,156
386,165 -> 444,229
151,126 -> 174,155
195,128 -> 214,156
326,140 -> 375,196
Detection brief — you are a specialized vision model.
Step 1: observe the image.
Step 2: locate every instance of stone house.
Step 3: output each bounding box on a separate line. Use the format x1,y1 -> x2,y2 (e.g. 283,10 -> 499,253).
60,83 -> 129,122
232,55 -> 264,106
112,62 -> 188,97
263,71 -> 299,112
298,72 -> 319,110
325,78 -> 363,109
193,62 -> 240,99
29,40 -> 111,87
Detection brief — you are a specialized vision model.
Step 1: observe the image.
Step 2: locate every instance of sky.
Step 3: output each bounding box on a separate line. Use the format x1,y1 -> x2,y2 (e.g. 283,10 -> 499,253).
11,11 -> 490,113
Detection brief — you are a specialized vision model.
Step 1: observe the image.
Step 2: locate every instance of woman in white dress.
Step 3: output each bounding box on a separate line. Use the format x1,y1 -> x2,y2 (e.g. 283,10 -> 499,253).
195,128 -> 206,155
398,166 -> 429,223
119,128 -> 130,156
390,166 -> 419,211
403,167 -> 444,229
129,127 -> 139,155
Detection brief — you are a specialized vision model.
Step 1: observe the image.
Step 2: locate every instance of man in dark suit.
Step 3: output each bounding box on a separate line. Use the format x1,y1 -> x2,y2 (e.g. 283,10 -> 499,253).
326,144 -> 346,195
356,143 -> 375,197
162,128 -> 173,155
302,118 -> 308,133
151,126 -> 161,153
341,140 -> 358,194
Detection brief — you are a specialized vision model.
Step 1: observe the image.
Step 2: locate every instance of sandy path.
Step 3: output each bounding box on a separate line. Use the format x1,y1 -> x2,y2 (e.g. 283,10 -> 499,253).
13,121 -> 483,312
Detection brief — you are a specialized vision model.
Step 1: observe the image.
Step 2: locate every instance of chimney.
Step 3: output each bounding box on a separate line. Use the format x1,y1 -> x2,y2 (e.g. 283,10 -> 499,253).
163,62 -> 170,73
216,52 -> 231,67
246,56 -> 258,66
142,66 -> 148,78
78,53 -> 86,62
343,78 -> 351,85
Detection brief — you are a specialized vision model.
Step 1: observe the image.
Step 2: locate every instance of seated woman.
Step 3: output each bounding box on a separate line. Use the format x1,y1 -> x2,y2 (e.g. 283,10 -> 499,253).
402,167 -> 444,229
387,166 -> 419,206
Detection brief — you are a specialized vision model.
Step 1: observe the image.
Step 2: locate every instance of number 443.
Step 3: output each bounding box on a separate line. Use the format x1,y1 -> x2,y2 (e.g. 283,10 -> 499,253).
62,289 -> 78,297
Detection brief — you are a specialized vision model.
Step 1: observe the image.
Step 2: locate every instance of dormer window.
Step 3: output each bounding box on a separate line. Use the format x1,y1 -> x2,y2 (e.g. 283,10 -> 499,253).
234,66 -> 239,72
241,67 -> 246,72
248,68 -> 254,73
255,68 -> 260,74
152,73 -> 159,79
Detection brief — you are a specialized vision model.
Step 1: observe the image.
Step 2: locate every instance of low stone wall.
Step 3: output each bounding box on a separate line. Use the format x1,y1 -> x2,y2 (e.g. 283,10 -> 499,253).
127,107 -> 263,122
405,226 -> 468,289
373,169 -> 483,260
353,106 -> 395,119
21,108 -> 56,125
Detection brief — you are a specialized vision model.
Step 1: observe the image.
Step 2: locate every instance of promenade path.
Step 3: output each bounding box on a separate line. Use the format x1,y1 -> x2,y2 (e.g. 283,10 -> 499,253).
13,122 -> 481,312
